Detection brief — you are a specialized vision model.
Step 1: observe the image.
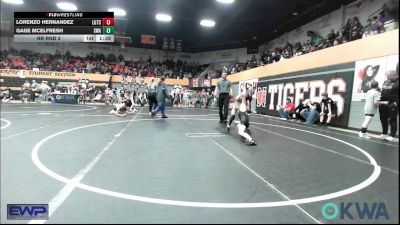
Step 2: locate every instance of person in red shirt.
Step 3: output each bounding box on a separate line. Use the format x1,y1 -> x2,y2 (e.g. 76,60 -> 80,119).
278,98 -> 295,120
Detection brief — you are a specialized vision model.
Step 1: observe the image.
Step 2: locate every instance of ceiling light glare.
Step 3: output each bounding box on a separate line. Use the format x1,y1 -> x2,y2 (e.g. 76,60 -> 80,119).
108,8 -> 126,16
156,13 -> 172,22
1,0 -> 24,4
56,2 -> 77,11
200,19 -> 216,27
216,0 -> 235,4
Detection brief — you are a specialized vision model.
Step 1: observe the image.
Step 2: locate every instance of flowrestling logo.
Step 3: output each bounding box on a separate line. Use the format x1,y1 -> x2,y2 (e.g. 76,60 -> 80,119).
321,202 -> 389,220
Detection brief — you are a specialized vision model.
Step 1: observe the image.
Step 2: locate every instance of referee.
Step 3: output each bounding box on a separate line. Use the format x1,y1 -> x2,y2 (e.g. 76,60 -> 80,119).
215,72 -> 232,123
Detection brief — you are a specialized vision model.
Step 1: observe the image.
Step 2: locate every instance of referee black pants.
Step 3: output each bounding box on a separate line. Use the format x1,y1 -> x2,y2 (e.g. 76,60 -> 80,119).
379,103 -> 399,137
218,93 -> 230,122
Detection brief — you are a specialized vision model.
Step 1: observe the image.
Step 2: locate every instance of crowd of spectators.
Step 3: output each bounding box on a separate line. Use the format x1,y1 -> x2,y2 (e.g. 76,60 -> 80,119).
0,10 -> 395,79
230,12 -> 390,74
0,48 -> 206,79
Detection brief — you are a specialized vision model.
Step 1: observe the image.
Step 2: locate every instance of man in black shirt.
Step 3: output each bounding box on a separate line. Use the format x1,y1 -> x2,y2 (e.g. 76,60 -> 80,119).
293,100 -> 306,122
379,70 -> 399,141
320,93 -> 335,126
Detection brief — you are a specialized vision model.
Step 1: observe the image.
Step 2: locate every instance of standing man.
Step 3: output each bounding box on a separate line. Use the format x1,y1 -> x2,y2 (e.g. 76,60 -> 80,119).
379,70 -> 399,142
215,72 -> 232,123
30,80 -> 41,103
246,83 -> 254,113
151,76 -> 168,119
40,81 -> 51,102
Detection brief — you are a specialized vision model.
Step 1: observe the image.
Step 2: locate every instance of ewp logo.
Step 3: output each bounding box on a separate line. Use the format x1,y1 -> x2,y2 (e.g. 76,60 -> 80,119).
7,204 -> 48,220
322,202 -> 389,220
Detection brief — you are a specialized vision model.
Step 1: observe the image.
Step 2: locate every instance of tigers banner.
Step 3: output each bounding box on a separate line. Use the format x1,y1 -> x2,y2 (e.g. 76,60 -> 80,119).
256,63 -> 354,127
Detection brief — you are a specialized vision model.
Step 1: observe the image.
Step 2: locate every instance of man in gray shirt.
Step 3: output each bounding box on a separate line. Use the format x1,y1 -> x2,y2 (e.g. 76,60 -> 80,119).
151,76 -> 168,118
215,72 -> 232,123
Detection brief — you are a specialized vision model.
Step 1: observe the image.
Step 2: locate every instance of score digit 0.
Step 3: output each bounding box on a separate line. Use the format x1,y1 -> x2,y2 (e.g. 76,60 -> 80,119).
103,18 -> 114,26
103,26 -> 114,34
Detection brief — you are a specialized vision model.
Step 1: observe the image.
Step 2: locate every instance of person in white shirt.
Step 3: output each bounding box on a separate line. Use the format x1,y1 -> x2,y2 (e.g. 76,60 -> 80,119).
359,81 -> 387,138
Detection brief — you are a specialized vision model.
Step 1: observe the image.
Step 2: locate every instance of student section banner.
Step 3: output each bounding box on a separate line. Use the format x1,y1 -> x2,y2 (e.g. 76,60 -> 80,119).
256,64 -> 354,127
352,54 -> 399,101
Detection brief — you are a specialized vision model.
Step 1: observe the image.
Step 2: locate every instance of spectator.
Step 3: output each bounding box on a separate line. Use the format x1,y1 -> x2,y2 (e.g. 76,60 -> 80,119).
350,17 -> 363,41
293,100 -> 306,122
300,99 -> 322,126
326,29 -> 337,46
277,98 -> 295,120
378,70 -> 399,142
362,18 -> 373,38
371,16 -> 385,34
205,88 -> 214,108
308,31 -> 323,49
343,19 -> 352,41
333,38 -> 341,46
320,93 -> 337,126
271,52 -> 280,63
40,81 -> 50,102
30,80 -> 41,103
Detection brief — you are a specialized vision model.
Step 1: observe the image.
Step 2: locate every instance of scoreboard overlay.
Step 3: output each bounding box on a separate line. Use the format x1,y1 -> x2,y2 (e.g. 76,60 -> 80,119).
14,12 -> 114,42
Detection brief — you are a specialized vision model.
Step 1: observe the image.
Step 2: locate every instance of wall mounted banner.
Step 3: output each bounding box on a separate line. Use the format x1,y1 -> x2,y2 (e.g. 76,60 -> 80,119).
239,78 -> 258,98
352,54 -> 399,101
256,64 -> 354,127
203,79 -> 211,87
0,69 -> 189,87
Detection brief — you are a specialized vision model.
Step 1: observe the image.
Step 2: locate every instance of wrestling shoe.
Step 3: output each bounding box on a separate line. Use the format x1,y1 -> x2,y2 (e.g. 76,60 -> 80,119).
246,140 -> 257,146
358,132 -> 371,139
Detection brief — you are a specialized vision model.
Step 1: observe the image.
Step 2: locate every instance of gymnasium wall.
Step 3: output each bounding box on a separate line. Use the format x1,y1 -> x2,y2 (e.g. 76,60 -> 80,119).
217,30 -> 399,133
